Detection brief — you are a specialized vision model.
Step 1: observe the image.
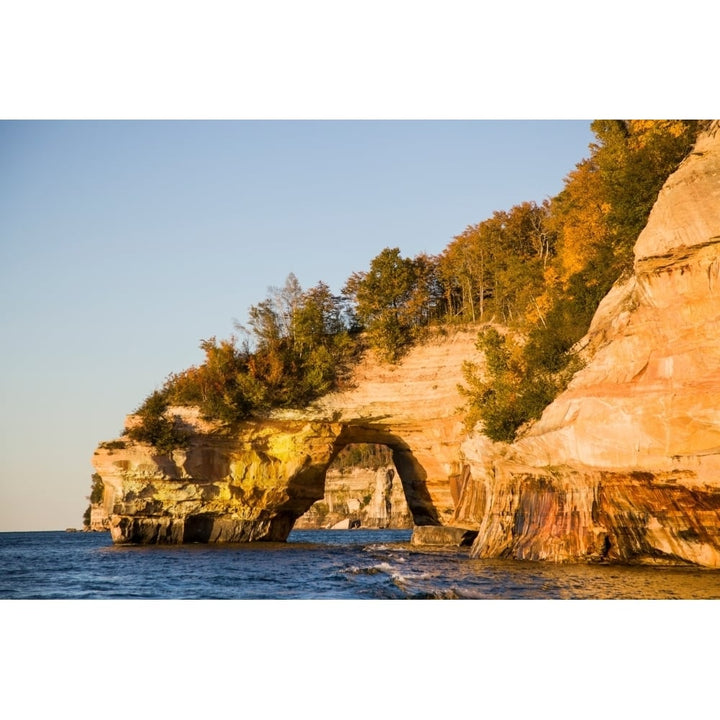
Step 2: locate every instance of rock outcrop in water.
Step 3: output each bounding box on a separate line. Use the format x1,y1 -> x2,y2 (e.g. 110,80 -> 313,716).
92,330 -> 482,544
455,122 -> 720,566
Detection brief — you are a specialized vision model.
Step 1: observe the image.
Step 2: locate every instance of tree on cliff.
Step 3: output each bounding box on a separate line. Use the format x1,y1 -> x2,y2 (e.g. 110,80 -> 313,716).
240,275 -> 356,405
82,473 -> 105,529
343,247 -> 445,362
589,119 -> 701,275
127,275 -> 358,446
460,327 -> 565,442
343,247 -> 416,362
436,201 -> 553,327
124,390 -> 191,450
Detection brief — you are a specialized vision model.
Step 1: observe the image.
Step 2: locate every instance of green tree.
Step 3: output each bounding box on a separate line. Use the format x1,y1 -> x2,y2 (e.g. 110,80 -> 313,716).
343,247 -> 426,362
460,327 -> 560,442
90,473 -> 104,504
124,390 -> 190,452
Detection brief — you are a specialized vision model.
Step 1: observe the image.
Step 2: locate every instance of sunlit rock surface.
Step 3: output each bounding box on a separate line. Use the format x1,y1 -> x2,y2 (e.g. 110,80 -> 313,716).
456,123 -> 720,566
93,413 -> 339,543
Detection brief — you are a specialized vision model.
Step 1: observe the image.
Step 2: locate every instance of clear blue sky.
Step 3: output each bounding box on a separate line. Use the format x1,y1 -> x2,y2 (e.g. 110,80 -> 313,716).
0,120 -> 596,531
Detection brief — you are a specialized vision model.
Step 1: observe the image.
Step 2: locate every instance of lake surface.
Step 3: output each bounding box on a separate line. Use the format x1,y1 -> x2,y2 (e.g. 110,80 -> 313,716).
2,529 -> 720,599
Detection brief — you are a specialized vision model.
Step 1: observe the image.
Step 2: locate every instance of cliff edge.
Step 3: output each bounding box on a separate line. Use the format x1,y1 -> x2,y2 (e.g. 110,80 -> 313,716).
456,122 -> 720,566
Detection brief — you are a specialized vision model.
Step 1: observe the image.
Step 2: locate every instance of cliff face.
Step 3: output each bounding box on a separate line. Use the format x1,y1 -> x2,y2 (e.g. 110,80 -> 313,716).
455,123 -> 720,566
92,330 -> 482,544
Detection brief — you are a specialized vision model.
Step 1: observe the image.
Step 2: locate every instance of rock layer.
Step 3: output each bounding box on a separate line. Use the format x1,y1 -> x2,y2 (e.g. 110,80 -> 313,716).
456,122 -> 720,566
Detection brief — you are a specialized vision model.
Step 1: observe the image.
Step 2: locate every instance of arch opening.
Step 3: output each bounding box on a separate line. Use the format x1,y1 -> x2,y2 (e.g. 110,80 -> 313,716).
295,443 -> 411,530
293,425 -> 441,531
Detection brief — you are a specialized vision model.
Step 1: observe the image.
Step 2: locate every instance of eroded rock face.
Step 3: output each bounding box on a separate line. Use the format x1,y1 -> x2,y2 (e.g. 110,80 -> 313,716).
93,414 -> 340,543
92,331 -> 483,544
456,123 -> 720,566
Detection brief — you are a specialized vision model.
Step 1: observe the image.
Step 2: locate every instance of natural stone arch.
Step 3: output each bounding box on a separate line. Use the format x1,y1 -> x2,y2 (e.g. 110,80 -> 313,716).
96,415 -> 445,544
92,329 -> 483,544
227,419 -> 444,540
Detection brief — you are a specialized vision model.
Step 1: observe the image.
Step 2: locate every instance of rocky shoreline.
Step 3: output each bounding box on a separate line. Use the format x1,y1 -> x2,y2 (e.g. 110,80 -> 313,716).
90,123 -> 720,566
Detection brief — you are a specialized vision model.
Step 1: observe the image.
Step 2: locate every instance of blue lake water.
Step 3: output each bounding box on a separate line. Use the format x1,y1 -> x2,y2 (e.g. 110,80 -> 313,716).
2,529 -> 720,599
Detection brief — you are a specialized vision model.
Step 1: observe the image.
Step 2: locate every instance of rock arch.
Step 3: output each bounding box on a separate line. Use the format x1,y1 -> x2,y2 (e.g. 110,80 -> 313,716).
92,329 -> 483,544
95,418 -> 444,544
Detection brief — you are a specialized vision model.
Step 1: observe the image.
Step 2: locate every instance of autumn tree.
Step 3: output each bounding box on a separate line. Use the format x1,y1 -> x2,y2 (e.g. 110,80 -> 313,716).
437,223 -> 492,322
437,201 -> 553,326
590,119 -> 701,274
490,202 -> 553,325
404,253 -> 445,328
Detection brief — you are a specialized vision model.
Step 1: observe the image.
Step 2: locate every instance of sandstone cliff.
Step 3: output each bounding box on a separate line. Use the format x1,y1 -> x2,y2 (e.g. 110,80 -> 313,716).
92,330 -> 482,543
455,123 -> 720,566
91,124 -> 720,565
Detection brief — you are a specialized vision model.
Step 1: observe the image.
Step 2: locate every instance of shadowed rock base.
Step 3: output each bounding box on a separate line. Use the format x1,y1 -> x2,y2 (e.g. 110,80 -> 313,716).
460,466 -> 720,566
111,513 -> 296,544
